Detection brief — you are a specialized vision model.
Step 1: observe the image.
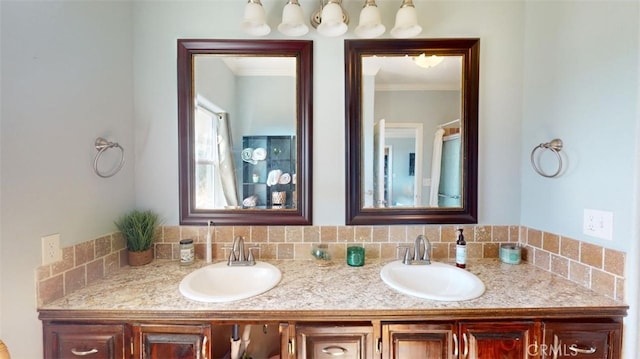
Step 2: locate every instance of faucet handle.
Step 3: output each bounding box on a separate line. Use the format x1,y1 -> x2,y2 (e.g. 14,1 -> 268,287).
247,247 -> 258,264
398,246 -> 411,264
228,249 -> 237,265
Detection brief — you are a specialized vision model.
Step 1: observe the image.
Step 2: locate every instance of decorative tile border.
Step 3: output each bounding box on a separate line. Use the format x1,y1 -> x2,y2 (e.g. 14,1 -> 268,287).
35,225 -> 625,306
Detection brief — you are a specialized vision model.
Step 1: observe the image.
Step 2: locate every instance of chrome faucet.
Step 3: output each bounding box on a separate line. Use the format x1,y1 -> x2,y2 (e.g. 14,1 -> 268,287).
402,235 -> 431,265
228,236 -> 256,266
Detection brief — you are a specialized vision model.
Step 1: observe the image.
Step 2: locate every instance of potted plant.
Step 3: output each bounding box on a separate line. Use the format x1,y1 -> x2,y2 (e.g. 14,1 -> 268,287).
114,209 -> 161,266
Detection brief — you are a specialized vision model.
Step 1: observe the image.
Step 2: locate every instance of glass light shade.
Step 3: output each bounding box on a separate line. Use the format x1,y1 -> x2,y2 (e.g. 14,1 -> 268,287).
317,2 -> 348,37
390,6 -> 422,38
278,2 -> 309,36
355,5 -> 385,38
242,2 -> 271,36
414,54 -> 444,68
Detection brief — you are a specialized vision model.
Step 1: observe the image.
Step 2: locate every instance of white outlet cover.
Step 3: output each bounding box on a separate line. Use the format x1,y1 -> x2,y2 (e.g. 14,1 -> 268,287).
583,209 -> 613,241
41,234 -> 62,265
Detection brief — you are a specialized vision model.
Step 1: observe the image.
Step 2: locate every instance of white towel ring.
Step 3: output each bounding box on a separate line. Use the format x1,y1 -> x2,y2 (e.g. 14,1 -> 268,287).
93,137 -> 125,178
530,138 -> 563,178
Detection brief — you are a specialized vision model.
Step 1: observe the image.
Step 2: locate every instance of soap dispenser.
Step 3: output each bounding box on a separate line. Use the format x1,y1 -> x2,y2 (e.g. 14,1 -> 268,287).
455,228 -> 466,269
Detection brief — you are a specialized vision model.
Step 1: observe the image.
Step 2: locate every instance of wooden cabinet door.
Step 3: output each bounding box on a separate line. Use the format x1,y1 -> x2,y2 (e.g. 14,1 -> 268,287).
43,323 -> 126,359
541,321 -> 622,359
295,324 -> 374,359
132,324 -> 211,359
460,321 -> 537,359
382,323 -> 456,359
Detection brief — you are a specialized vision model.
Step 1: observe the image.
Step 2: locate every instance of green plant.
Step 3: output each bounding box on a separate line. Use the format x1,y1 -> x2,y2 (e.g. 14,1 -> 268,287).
114,210 -> 160,252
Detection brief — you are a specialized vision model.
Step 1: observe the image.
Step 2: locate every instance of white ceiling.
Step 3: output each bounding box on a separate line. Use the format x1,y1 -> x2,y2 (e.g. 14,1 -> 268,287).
364,55 -> 462,91
220,54 -> 462,91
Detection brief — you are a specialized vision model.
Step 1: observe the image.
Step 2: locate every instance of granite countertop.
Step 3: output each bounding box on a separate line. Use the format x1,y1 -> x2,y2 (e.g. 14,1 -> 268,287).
38,259 -> 627,320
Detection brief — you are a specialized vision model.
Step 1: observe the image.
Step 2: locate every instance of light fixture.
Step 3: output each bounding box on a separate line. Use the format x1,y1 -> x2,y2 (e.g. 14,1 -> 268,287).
242,0 -> 271,36
391,0 -> 422,38
278,0 -> 309,36
355,0 -> 385,38
240,0 -> 423,38
413,53 -> 444,68
311,0 -> 349,37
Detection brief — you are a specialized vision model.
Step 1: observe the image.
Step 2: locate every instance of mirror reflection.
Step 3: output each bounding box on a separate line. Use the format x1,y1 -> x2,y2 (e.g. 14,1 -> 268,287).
361,55 -> 463,209
345,39 -> 479,225
193,56 -> 297,210
178,40 -> 312,225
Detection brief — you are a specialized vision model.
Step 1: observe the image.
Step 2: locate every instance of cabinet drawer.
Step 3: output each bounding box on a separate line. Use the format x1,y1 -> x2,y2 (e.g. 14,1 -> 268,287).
296,325 -> 374,359
542,322 -> 622,359
43,323 -> 126,359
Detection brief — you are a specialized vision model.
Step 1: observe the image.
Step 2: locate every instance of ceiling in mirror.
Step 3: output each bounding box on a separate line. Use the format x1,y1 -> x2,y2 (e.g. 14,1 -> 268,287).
345,38 -> 479,225
178,39 -> 312,225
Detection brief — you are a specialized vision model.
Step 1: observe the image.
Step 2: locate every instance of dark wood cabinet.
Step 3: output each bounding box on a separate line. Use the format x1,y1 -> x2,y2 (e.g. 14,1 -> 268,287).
43,323 -> 127,359
381,321 -> 536,359
132,324 -> 210,359
295,324 -> 374,359
541,321 -> 622,359
382,323 -> 455,359
40,317 -> 624,359
460,321 -> 538,359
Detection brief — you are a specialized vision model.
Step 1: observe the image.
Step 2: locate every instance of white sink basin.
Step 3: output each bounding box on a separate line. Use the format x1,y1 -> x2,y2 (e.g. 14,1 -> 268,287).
380,260 -> 485,301
179,261 -> 281,303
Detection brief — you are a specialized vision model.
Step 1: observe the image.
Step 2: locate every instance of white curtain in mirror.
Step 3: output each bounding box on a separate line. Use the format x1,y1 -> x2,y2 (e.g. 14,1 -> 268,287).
195,105 -> 240,209
429,128 -> 445,206
439,134 -> 462,207
373,119 -> 386,207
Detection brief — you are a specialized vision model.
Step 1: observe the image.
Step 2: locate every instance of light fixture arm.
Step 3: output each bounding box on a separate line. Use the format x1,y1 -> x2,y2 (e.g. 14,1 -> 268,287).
363,0 -> 378,8
399,0 -> 415,8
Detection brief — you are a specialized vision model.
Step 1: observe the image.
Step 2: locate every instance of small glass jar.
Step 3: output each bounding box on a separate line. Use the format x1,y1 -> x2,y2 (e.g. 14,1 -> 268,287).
179,239 -> 194,265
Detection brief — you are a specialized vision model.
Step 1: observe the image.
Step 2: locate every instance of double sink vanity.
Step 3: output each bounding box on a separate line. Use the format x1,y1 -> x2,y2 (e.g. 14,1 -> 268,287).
40,38 -> 626,358
40,251 -> 626,358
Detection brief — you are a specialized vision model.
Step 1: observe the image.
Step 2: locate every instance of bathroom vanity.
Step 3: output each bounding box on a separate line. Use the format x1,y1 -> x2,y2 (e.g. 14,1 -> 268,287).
39,259 -> 627,359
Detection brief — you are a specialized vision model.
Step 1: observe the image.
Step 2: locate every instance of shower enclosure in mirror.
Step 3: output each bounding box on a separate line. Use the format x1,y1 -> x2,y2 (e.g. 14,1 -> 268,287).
345,38 -> 479,225
178,40 -> 312,225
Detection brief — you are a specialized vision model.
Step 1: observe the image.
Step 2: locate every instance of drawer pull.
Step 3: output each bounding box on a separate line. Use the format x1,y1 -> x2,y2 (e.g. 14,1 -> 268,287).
70,348 -> 99,356
453,333 -> 459,357
201,336 -> 208,359
568,345 -> 596,354
321,345 -> 348,356
462,333 -> 469,359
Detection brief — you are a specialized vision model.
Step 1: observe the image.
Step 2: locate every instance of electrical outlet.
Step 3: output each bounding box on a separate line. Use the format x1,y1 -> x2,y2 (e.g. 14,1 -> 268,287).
41,234 -> 62,265
583,209 -> 613,241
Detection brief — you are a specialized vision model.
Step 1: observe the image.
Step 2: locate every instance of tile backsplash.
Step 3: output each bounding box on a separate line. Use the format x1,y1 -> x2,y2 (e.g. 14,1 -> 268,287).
35,225 -> 625,306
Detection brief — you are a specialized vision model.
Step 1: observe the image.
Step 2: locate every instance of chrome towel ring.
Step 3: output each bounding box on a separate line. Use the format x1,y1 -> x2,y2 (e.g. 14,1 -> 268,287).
530,138 -> 563,178
93,137 -> 125,178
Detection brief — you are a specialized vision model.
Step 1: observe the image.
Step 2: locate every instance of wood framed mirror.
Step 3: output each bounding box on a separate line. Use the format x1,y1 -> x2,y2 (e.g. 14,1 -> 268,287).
178,39 -> 312,225
345,38 -> 479,225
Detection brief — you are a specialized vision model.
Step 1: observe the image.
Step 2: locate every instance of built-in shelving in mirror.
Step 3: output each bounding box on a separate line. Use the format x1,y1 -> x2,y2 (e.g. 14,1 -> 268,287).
345,38 -> 479,225
178,39 -> 312,225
